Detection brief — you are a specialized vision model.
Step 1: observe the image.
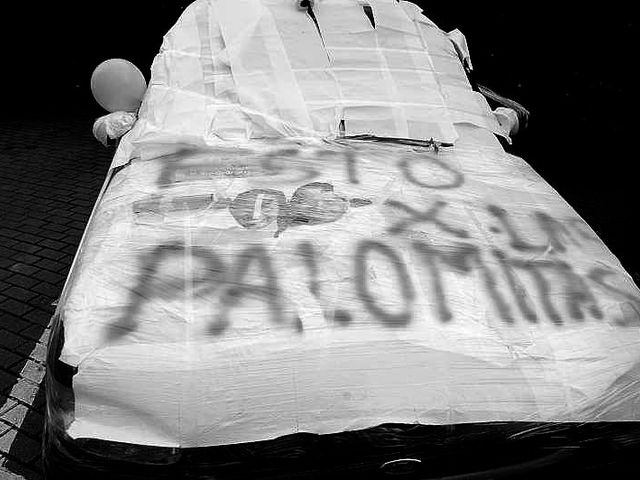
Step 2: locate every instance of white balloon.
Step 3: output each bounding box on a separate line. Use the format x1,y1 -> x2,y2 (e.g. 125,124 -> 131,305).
91,59 -> 147,113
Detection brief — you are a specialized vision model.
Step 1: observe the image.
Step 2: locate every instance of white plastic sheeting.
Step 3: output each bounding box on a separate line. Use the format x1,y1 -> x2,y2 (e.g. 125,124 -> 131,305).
58,125 -> 640,447
52,0 -> 640,450
112,0 -> 505,167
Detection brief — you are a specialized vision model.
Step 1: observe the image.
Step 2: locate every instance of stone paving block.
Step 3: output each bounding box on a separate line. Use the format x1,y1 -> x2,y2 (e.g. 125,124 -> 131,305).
31,249 -> 64,262
0,370 -> 17,392
6,265 -> 40,277
69,213 -> 89,223
36,230 -> 66,242
0,463 -> 42,480
12,226 -> 42,237
61,245 -> 78,256
9,379 -> 39,406
1,404 -> 29,429
31,258 -> 63,274
0,299 -> 33,317
24,296 -> 54,312
16,325 -> 43,344
19,219 -> 46,229
23,212 -> 49,223
9,234 -> 41,246
47,208 -> 72,218
22,310 -> 51,328
4,275 -> 39,290
37,329 -> 50,347
67,221 -> 88,231
0,259 -> 14,270
14,343 -> 37,359
33,271 -> 62,286
42,216 -> 72,227
8,254 -> 39,266
0,314 -> 31,335
0,330 -> 28,351
30,283 -> 60,299
59,256 -> 73,268
66,233 -> 83,244
0,420 -> 11,437
29,344 -> 47,365
71,199 -> 95,208
3,287 -> 38,304
0,349 -> 22,371
0,229 -> 19,239
69,205 -> 90,214
0,427 -> 19,456
1,238 -> 19,248
1,216 -> 22,227
0,245 -> 16,256
0,395 -> 17,416
37,239 -> 65,251
0,428 -> 41,466
39,223 -> 67,234
9,244 -> 41,256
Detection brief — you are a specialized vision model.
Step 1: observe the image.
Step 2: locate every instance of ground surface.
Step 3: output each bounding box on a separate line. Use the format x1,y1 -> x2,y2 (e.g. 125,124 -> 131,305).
0,115 -> 111,479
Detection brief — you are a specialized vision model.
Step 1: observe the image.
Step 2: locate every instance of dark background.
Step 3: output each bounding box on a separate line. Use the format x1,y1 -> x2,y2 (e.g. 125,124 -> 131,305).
2,1 -> 637,278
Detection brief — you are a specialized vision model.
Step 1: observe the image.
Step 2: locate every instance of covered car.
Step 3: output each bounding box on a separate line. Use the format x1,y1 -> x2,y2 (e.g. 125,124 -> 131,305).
44,0 -> 640,478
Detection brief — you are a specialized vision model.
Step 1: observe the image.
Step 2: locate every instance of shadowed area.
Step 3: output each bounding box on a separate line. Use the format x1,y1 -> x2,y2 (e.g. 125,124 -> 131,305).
0,115 -> 112,477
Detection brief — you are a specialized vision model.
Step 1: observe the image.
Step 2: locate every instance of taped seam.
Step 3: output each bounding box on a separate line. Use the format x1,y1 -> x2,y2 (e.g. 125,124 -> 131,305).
195,1 -> 217,98
213,0 -> 315,137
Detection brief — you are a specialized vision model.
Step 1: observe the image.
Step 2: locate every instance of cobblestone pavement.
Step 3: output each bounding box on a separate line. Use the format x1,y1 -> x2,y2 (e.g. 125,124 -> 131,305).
0,115 -> 112,479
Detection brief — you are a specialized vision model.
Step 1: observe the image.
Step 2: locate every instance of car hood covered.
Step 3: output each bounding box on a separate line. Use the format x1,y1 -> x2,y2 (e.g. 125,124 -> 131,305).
49,0 -> 640,452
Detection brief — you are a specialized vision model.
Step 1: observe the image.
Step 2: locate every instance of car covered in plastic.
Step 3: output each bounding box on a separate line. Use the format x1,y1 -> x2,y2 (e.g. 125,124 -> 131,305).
44,0 -> 640,478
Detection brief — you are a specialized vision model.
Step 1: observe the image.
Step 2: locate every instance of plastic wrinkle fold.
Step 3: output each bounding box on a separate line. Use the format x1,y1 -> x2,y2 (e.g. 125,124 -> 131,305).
92,112 -> 138,147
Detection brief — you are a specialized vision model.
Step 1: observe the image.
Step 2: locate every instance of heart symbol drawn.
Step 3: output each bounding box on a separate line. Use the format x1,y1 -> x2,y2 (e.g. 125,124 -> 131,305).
228,183 -> 372,237
228,189 -> 288,230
